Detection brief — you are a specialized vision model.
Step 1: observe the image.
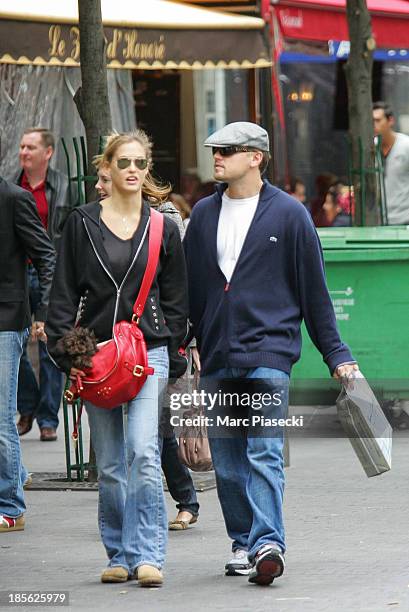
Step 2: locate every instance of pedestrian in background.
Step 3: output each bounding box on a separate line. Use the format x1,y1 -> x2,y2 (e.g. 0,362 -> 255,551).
310,172 -> 338,227
94,157 -> 112,201
373,101 -> 409,225
169,192 -> 191,227
0,176 -> 55,532
287,176 -> 309,209
14,128 -> 72,441
184,121 -> 358,586
323,185 -> 352,227
46,130 -> 188,587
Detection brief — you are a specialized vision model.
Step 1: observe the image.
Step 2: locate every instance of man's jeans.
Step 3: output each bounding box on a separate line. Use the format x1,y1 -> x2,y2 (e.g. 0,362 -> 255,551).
0,330 -> 29,518
17,265 -> 63,429
86,346 -> 169,572
206,367 -> 289,561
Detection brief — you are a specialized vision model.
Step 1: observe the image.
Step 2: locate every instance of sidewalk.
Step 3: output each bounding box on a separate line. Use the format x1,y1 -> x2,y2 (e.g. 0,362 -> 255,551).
2,420 -> 408,612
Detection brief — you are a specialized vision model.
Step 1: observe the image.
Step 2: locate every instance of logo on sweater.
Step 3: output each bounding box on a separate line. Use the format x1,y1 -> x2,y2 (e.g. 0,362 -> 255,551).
269,236 -> 278,243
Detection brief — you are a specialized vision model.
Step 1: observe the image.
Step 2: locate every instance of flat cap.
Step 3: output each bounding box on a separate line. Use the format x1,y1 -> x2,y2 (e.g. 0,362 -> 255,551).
204,121 -> 269,152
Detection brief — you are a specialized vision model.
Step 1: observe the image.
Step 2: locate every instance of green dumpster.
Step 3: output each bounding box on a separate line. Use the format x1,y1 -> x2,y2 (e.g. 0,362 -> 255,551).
291,226 -> 409,404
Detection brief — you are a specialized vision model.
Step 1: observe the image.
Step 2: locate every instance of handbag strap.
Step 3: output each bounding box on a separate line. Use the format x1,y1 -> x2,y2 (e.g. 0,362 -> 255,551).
132,208 -> 164,322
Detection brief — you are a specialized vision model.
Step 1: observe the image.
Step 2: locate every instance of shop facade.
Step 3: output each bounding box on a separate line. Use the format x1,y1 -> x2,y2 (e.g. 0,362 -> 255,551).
0,0 -> 272,191
262,0 -> 409,196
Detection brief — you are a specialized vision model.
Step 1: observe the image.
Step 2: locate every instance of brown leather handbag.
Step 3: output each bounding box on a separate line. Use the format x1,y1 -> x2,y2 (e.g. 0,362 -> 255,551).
178,373 -> 213,472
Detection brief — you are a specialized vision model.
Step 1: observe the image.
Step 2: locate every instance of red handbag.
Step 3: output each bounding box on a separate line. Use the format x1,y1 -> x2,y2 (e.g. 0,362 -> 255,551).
64,209 -> 164,410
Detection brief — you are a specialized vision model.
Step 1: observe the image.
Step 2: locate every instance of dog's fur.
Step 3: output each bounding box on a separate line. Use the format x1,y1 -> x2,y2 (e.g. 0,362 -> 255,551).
57,327 -> 98,370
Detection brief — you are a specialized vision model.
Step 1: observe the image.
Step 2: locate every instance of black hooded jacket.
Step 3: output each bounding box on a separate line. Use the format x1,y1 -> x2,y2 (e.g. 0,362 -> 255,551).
0,177 -> 55,330
45,200 -> 188,378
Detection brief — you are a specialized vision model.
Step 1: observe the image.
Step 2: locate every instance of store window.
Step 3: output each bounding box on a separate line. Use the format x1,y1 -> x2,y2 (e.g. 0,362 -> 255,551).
382,62 -> 409,134
194,69 -> 250,181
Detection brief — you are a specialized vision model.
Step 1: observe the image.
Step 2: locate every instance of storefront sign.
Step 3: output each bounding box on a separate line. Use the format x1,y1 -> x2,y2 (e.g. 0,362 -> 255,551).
47,25 -> 166,64
329,39 -> 409,61
0,20 -> 271,69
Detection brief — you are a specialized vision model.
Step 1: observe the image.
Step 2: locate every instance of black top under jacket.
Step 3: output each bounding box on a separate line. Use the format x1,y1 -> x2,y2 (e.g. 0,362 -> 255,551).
45,200 -> 188,378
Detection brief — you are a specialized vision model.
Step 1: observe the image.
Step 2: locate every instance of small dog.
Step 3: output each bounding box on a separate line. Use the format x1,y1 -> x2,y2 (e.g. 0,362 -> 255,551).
57,327 -> 98,370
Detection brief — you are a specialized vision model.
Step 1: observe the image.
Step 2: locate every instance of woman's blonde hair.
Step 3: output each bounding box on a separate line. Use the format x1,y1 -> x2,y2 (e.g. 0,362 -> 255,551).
101,130 -> 171,204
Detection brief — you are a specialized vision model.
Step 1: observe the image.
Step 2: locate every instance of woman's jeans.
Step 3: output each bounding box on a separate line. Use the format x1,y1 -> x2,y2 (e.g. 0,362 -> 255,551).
205,367 -> 289,561
0,330 -> 29,518
86,346 -> 169,572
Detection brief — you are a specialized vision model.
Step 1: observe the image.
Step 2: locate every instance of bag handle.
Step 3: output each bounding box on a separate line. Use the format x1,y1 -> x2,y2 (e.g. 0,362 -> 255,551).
132,209 -> 164,323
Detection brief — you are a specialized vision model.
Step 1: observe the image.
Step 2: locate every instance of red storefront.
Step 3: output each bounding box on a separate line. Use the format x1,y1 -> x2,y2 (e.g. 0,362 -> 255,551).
271,0 -> 409,48
261,0 -> 409,192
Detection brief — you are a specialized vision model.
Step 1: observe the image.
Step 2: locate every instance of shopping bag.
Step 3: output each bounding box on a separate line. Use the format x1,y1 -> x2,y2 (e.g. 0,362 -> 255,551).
336,371 -> 392,477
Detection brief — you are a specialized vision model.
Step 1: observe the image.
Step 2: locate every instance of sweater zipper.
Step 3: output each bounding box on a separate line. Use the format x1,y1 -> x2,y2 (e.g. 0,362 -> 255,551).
83,217 -> 151,331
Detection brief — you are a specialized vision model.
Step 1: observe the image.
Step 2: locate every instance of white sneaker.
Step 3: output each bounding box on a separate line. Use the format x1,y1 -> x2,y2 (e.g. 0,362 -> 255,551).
225,549 -> 252,576
248,545 -> 285,586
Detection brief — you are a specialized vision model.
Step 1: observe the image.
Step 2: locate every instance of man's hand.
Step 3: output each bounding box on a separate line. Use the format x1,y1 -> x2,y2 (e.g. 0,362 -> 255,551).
333,363 -> 359,385
191,347 -> 201,372
31,321 -> 47,342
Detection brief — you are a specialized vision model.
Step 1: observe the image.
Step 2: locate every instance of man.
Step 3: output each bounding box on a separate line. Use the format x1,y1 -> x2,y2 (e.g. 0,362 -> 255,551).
0,176 -> 55,532
184,122 -> 357,586
14,128 -> 72,441
373,101 -> 409,225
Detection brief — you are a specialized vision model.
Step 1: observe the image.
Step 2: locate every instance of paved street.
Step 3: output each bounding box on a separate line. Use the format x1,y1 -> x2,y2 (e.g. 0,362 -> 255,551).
1,416 -> 408,612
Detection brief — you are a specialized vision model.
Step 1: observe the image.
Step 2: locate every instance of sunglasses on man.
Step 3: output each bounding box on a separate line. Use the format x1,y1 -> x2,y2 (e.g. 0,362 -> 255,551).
212,146 -> 257,157
116,157 -> 148,170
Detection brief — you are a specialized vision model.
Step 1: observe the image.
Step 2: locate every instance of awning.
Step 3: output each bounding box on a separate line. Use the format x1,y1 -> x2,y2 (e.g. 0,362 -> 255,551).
274,0 -> 409,49
0,0 -> 271,70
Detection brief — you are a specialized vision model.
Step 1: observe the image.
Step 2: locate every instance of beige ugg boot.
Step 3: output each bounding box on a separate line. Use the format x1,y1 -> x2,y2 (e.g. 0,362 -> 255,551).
101,566 -> 129,583
137,565 -> 163,587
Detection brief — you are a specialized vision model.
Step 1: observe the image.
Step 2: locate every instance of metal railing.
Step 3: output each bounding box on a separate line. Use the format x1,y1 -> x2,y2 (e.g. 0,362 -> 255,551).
347,136 -> 388,226
60,136 -> 99,481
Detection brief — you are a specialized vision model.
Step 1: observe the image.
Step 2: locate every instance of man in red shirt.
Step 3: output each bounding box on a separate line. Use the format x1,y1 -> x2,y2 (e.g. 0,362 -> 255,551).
14,128 -> 72,442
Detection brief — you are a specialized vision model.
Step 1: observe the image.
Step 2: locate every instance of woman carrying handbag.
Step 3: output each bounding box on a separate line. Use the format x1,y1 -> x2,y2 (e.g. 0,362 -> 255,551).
93,139 -> 200,531
45,131 -> 188,587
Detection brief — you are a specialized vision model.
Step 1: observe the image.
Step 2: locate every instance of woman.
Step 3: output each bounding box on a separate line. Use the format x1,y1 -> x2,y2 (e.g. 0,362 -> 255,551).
94,164 -> 112,200
323,185 -> 352,227
169,192 -> 192,227
94,143 -> 199,531
46,131 -> 188,587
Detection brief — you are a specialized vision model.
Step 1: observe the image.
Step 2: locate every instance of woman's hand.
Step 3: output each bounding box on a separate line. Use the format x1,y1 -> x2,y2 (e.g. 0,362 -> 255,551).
191,347 -> 201,372
31,321 -> 47,342
70,367 -> 86,380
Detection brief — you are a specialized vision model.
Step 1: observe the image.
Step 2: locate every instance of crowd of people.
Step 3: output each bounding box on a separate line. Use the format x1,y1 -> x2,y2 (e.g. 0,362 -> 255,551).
0,101 -> 402,588
286,174 -> 354,227
285,101 -> 409,229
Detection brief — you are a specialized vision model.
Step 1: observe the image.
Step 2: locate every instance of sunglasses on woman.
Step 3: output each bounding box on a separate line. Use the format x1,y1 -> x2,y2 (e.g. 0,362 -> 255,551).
116,157 -> 148,170
212,146 -> 255,157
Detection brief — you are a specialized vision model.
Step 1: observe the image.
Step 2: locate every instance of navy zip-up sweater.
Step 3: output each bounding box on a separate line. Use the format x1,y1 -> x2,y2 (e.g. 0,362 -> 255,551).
184,180 -> 354,376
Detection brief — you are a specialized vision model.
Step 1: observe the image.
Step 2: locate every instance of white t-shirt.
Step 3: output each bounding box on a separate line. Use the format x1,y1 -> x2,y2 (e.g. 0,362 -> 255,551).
385,132 -> 409,225
217,192 -> 259,282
